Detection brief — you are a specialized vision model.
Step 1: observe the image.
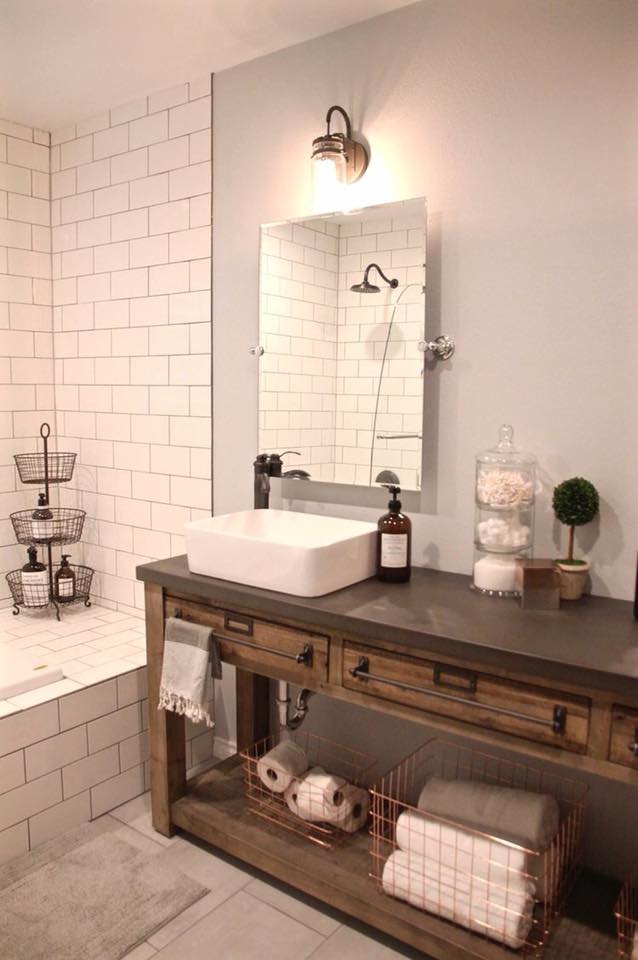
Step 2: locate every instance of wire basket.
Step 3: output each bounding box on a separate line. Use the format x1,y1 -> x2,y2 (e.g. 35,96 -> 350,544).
616,867 -> 637,959
370,738 -> 587,956
10,508 -> 85,546
6,564 -> 93,609
57,564 -> 93,604
241,730 -> 376,848
6,569 -> 50,609
13,451 -> 76,485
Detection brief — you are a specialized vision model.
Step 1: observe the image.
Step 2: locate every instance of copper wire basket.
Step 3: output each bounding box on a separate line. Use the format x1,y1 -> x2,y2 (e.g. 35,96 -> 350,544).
241,730 -> 376,848
615,868 -> 637,958
370,739 -> 587,956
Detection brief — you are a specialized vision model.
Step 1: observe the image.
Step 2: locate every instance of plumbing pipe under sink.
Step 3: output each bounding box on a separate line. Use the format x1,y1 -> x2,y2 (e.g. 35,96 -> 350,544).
277,679 -> 315,732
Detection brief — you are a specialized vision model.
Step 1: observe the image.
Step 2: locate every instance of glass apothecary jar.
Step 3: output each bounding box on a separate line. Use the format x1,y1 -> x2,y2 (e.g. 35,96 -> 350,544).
472,424 -> 536,596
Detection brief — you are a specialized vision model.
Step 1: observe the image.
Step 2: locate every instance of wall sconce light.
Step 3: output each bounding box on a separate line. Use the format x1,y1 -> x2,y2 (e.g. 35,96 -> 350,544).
311,105 -> 369,209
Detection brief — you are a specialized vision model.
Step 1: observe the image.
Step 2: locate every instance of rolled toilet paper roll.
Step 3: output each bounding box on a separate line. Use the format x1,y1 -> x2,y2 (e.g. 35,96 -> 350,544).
256,739 -> 308,794
289,766 -> 348,822
333,784 -> 370,833
284,778 -> 303,817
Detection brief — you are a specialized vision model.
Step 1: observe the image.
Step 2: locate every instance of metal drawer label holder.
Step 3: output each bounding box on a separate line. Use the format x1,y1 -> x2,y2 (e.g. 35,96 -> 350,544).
349,655 -> 567,734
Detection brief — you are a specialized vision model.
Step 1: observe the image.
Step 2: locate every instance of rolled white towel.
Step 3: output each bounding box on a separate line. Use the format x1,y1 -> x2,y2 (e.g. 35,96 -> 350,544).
417,777 -> 560,851
333,784 -> 370,834
395,810 -> 533,891
382,849 -> 535,950
287,766 -> 348,822
256,740 -> 308,794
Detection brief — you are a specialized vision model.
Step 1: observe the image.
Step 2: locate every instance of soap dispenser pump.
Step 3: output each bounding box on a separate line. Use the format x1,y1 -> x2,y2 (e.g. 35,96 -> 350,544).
376,486 -> 411,582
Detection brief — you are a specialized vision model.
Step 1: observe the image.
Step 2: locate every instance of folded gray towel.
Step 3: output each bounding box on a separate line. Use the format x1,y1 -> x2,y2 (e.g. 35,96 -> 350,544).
417,776 -> 560,852
158,616 -> 221,727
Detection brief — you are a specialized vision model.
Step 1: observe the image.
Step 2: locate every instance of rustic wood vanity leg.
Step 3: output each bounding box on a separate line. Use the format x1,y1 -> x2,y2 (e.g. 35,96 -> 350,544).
236,669 -> 270,751
145,581 -> 186,836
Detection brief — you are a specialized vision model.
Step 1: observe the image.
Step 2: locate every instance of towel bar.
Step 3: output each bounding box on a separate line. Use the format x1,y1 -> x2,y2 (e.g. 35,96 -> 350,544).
216,632 -> 314,667
349,656 -> 567,734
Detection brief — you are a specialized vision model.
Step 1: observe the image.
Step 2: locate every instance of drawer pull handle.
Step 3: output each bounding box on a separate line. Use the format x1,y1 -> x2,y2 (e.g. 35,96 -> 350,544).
349,657 -> 568,734
433,662 -> 477,694
217,632 -> 313,667
224,613 -> 254,637
628,726 -> 638,757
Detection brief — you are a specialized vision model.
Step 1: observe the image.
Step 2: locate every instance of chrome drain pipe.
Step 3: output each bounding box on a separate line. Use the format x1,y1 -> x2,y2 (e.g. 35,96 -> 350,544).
277,680 -> 315,732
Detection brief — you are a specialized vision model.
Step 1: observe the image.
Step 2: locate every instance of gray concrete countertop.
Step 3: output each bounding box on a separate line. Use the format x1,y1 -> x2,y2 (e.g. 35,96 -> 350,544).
137,556 -> 638,697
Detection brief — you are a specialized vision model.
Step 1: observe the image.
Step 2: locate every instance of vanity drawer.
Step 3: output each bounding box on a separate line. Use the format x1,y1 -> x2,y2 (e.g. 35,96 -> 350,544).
165,596 -> 329,685
342,643 -> 590,752
609,706 -> 638,768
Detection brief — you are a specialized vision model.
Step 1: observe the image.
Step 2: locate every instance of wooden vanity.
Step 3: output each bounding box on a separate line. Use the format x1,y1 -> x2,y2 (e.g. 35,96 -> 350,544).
138,556 -> 638,960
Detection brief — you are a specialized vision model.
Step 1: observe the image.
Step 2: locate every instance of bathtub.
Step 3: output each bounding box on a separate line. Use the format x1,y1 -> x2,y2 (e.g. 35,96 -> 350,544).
0,646 -> 64,700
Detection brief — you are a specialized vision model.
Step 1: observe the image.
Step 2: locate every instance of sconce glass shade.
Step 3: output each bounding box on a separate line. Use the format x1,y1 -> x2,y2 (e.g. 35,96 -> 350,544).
311,137 -> 348,211
311,107 -> 369,212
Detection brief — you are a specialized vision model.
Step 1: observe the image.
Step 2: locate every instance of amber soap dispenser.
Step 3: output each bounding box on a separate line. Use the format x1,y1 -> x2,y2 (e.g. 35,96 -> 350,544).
376,485 -> 411,582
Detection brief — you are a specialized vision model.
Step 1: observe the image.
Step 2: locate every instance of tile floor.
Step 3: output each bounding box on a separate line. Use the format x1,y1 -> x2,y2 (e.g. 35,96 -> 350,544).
104,793 -> 614,960
107,792 -> 424,960
0,602 -> 146,714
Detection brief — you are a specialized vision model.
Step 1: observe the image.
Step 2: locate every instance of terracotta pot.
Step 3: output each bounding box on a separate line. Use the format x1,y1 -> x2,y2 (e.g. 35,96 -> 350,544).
556,560 -> 591,601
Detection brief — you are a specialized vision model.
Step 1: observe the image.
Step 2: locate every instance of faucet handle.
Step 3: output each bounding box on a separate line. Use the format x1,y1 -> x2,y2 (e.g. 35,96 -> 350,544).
279,451 -> 301,458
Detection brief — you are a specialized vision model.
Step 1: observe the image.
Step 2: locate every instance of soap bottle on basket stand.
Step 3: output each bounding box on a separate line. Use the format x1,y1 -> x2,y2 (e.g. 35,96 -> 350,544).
376,486 -> 412,583
54,554 -> 76,603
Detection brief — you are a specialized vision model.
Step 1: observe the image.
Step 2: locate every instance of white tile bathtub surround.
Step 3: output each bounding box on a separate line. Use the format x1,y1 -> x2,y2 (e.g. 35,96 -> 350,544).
0,601 -> 222,864
50,76 -> 212,612
0,119 -> 53,606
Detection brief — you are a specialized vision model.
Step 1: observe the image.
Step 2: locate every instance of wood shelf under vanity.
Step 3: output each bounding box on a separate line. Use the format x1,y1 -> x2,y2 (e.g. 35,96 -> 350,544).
172,757 -> 522,960
137,556 -> 638,959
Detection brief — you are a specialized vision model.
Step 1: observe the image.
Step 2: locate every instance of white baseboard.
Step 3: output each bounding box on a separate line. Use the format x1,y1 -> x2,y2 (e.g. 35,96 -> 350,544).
213,735 -> 237,760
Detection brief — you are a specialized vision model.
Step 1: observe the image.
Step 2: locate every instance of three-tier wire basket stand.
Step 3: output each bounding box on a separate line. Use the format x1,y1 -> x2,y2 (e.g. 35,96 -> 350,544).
6,422 -> 93,621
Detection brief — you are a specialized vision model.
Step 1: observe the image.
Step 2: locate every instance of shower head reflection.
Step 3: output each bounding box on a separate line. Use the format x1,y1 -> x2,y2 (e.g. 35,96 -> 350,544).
350,263 -> 399,293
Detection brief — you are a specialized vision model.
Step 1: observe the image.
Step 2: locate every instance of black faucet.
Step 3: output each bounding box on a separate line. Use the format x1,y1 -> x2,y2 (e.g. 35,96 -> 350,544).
253,451 -> 301,508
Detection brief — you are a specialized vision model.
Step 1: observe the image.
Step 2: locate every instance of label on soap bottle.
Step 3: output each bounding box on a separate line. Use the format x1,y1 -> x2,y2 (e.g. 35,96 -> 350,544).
22,570 -> 48,607
381,534 -> 408,568
58,579 -> 74,598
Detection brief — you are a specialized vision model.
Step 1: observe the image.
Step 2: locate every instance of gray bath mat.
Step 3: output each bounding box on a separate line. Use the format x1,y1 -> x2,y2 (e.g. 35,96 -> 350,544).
0,816 -> 208,960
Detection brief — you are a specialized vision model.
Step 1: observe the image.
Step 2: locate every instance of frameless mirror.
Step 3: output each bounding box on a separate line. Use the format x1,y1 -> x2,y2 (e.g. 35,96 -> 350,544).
258,197 -> 426,491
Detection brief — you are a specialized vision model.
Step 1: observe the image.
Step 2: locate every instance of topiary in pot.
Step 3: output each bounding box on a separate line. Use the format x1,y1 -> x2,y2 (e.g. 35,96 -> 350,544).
552,477 -> 599,599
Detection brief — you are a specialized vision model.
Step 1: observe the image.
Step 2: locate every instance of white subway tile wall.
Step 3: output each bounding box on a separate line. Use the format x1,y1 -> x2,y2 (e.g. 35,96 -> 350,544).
50,78 -> 212,611
259,210 -> 425,488
259,219 -> 339,481
0,121 -> 53,604
335,212 -> 425,489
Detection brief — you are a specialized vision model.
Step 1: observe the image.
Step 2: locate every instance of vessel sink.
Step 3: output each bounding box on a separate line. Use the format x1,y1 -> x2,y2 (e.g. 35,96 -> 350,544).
185,509 -> 377,597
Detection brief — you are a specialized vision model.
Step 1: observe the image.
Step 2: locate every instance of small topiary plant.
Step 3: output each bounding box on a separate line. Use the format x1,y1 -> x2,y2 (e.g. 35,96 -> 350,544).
552,477 -> 599,564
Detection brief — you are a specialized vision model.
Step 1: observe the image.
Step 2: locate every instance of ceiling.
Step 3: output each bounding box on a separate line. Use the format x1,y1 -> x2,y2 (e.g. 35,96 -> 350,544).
0,0 -> 417,131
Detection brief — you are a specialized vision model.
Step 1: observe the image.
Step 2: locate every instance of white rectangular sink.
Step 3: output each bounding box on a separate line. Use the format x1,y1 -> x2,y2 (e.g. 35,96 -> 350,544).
185,509 -> 377,597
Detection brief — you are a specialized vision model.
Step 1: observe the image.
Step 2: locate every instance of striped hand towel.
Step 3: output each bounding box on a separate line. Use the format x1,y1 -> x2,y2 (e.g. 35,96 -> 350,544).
158,616 -> 221,727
